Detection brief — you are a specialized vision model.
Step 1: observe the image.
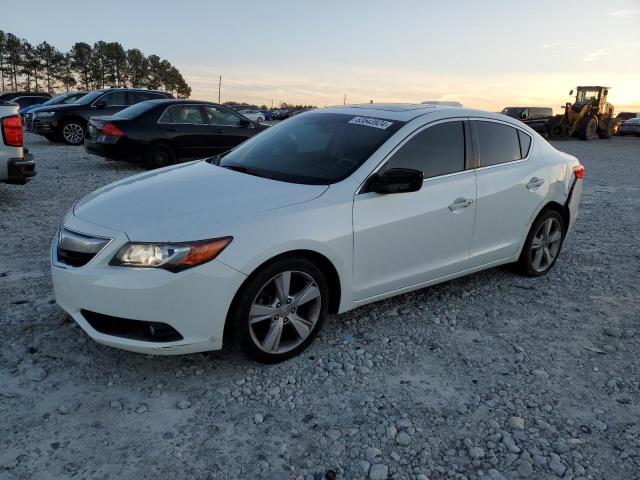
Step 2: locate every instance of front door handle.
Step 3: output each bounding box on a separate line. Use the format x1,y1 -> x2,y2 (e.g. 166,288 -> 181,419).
449,197 -> 474,211
526,177 -> 545,189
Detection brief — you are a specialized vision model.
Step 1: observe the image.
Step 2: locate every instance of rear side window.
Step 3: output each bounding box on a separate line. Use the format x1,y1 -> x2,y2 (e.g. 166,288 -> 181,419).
385,121 -> 466,179
130,91 -> 166,104
475,121 -> 522,166
158,105 -> 206,124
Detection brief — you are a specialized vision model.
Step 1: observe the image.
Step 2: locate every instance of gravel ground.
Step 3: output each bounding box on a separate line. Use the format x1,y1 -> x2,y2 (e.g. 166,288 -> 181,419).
1,134 -> 639,480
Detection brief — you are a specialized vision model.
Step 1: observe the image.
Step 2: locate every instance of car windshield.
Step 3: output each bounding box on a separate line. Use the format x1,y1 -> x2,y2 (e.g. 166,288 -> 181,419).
114,101 -> 157,119
75,90 -> 107,105
217,112 -> 404,185
42,93 -> 81,106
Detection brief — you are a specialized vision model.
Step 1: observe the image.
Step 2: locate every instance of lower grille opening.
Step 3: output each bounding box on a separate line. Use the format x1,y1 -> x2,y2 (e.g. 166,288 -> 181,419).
81,310 -> 184,343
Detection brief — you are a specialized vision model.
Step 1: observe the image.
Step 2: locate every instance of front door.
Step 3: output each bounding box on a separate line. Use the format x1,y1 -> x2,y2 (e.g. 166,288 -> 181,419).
203,105 -> 257,154
353,120 -> 477,300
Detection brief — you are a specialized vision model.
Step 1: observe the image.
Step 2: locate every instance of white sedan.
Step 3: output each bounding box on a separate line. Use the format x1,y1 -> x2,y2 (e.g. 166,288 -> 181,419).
238,109 -> 265,122
51,104 -> 584,363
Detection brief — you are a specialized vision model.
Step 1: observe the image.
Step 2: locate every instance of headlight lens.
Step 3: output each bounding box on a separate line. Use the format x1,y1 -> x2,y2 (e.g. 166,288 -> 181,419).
110,237 -> 232,272
35,111 -> 55,118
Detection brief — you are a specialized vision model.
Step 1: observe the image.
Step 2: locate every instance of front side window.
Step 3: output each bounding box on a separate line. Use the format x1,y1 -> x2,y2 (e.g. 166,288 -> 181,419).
384,121 -> 466,179
218,112 -> 404,184
576,89 -> 600,104
475,121 -> 523,166
206,106 -> 243,126
98,91 -> 127,106
158,105 -> 206,124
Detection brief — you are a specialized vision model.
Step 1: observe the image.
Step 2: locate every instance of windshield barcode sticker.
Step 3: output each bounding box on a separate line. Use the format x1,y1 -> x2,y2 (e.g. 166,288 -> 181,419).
348,116 -> 393,129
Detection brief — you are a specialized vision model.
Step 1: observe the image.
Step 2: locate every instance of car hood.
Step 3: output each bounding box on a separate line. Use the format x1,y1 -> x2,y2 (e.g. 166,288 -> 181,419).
34,103 -> 87,114
73,160 -> 329,242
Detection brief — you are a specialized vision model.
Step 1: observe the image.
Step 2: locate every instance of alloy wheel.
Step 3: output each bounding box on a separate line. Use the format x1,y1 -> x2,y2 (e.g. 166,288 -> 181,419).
248,270 -> 321,354
531,217 -> 562,272
62,123 -> 84,144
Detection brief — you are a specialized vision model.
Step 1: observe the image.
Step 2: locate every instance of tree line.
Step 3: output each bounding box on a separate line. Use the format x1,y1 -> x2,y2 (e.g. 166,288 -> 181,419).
0,31 -> 191,98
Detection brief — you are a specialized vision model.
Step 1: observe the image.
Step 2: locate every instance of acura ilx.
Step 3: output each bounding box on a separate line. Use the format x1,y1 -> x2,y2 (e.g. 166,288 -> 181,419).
51,104 -> 584,363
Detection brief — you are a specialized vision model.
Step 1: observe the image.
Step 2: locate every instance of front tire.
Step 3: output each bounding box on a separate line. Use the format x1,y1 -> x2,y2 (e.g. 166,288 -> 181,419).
232,257 -> 329,363
144,144 -> 176,169
578,116 -> 597,140
60,119 -> 85,145
517,210 -> 565,277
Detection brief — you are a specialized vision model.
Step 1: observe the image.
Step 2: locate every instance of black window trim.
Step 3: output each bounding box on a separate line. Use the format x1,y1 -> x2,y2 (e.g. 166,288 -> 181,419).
469,117 -> 533,170
356,117 -> 474,194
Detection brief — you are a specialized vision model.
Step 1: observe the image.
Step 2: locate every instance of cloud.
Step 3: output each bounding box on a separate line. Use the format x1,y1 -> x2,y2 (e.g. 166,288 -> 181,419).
608,9 -> 640,17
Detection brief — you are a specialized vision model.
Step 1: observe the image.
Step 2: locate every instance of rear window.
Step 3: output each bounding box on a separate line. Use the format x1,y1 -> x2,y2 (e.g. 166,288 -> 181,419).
114,102 -> 157,119
219,112 -> 405,184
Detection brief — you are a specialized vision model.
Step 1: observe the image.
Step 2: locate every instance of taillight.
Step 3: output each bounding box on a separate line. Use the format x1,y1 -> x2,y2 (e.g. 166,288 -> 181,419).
101,122 -> 124,137
1,115 -> 23,147
573,165 -> 585,180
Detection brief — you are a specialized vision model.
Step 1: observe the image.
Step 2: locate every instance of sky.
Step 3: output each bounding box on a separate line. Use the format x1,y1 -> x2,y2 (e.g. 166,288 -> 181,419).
2,0 -> 639,112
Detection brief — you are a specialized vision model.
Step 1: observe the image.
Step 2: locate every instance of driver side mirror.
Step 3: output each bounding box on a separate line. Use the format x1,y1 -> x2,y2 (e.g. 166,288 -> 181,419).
603,89 -> 608,96
239,118 -> 251,127
520,112 -> 527,119
94,100 -> 107,109
569,89 -> 574,96
366,168 -> 423,194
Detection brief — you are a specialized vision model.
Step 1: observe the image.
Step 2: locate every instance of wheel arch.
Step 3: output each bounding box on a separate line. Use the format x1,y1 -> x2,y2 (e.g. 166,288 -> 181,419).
222,249 -> 342,343
58,114 -> 87,129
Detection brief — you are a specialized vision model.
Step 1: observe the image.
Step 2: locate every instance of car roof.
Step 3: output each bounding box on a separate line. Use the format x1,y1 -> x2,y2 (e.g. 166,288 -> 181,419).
320,103 -> 517,123
140,99 -> 220,106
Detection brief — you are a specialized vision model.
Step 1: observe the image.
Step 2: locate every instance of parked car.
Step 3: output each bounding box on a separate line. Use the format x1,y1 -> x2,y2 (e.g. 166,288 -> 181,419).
52,104 -> 584,363
0,91 -> 52,101
27,88 -> 174,145
21,91 -> 88,121
84,100 -> 269,168
261,110 -> 276,121
619,117 -> 640,136
501,107 -> 554,134
238,109 -> 265,122
0,101 -> 36,184
11,95 -> 50,110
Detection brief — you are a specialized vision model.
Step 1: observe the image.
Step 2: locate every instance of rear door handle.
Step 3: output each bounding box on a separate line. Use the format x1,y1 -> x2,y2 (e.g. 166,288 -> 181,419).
448,197 -> 474,211
526,177 -> 545,189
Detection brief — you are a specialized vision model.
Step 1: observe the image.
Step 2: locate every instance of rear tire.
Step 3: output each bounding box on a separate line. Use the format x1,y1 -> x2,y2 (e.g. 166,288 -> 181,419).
144,144 -> 176,169
578,116 -> 597,141
517,209 -> 565,277
60,119 -> 85,146
231,256 -> 329,363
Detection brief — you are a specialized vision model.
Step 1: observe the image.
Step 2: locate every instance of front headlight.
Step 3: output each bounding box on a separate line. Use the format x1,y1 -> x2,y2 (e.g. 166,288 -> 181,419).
110,237 -> 232,272
35,111 -> 55,118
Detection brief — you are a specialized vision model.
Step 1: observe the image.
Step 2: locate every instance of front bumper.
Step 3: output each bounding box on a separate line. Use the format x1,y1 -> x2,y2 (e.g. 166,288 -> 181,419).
4,151 -> 36,184
28,117 -> 57,134
50,215 -> 246,355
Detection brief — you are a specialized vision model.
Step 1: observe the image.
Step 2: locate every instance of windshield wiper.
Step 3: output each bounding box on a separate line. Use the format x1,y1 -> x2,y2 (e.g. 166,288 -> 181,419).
219,164 -> 267,179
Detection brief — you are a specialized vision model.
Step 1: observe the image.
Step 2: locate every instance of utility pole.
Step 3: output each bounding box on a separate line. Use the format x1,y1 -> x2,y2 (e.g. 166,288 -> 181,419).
343,93 -> 347,105
218,76 -> 222,103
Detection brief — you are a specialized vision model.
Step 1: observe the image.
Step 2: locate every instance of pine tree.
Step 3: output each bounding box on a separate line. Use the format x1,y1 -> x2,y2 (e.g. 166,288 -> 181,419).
70,42 -> 92,90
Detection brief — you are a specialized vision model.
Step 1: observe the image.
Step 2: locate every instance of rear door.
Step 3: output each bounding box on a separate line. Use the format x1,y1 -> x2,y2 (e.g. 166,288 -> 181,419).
157,104 -> 212,158
203,105 -> 257,153
469,119 -> 548,265
352,119 -> 477,300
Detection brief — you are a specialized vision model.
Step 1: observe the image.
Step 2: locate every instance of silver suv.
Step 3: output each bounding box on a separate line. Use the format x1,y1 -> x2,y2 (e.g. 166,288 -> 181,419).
1,101 -> 35,184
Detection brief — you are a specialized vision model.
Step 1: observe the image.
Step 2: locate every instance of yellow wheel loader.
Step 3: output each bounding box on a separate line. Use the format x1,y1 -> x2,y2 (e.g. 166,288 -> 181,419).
546,86 -> 616,140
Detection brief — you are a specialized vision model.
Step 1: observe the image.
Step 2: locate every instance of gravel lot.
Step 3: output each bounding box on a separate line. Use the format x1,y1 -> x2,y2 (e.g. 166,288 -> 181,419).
1,134 -> 639,480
